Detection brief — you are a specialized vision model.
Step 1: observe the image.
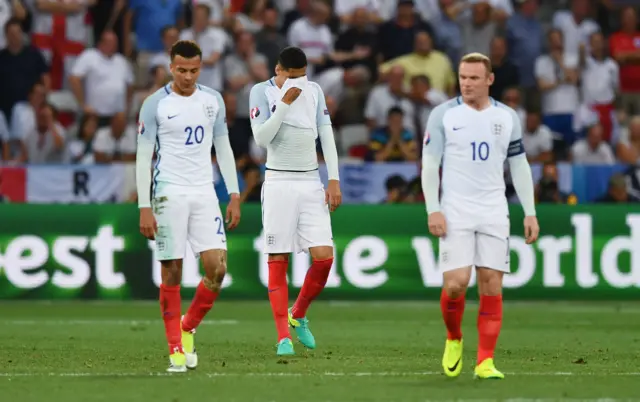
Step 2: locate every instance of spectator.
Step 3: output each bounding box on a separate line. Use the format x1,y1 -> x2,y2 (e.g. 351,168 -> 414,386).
552,0 -> 600,57
334,0 -> 385,25
67,113 -> 98,164
223,31 -> 269,122
19,104 -> 66,164
536,162 -> 571,203
571,123 -> 615,165
379,31 -> 455,95
523,110 -> 554,163
431,0 -> 463,64
506,0 -> 543,92
286,0 -> 333,79
410,74 -> 447,141
90,0 -> 127,53
124,0 -> 183,87
69,31 -> 134,128
366,107 -> 417,162
9,82 -> 46,158
334,7 -> 377,79
256,7 -> 288,73
91,112 -> 136,163
460,1 -> 497,59
280,0 -> 310,35
0,1 -> 26,49
377,0 -> 434,62
221,91 -> 252,167
616,115 -> 640,164
29,0 -> 90,90
0,18 -> 49,122
500,86 -> 525,125
382,174 -> 407,203
535,29 -> 580,146
149,25 -> 180,75
597,173 -> 639,203
609,6 -> 640,117
180,4 -> 228,91
364,66 -> 415,133
235,0 -> 266,33
489,36 -> 519,100
193,0 -> 229,26
581,31 -> 619,143
239,163 -> 263,203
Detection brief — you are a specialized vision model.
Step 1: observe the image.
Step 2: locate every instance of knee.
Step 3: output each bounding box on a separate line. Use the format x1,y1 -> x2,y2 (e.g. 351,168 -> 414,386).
310,246 -> 333,262
477,269 -> 503,296
204,257 -> 227,292
268,254 -> 289,262
443,270 -> 470,299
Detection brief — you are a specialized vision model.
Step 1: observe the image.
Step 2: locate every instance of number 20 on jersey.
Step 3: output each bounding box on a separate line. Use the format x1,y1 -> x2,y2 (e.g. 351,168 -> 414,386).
185,126 -> 204,145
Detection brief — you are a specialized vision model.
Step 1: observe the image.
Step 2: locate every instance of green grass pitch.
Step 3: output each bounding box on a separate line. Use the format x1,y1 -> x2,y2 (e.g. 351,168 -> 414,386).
1,301 -> 639,401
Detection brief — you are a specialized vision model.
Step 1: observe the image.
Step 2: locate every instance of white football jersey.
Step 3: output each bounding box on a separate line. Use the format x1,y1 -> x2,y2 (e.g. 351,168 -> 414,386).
138,84 -> 227,197
423,97 -> 524,226
248,78 -> 332,172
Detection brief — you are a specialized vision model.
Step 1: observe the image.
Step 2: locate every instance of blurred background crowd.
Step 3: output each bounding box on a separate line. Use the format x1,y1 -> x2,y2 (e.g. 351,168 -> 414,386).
0,0 -> 639,205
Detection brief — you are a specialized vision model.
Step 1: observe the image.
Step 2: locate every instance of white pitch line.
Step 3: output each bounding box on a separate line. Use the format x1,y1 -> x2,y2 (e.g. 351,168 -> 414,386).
1,371 -> 639,378
0,319 -> 238,325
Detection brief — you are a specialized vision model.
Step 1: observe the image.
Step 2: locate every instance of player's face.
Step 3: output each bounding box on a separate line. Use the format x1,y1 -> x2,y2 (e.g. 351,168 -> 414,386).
275,64 -> 307,79
458,62 -> 493,101
171,55 -> 201,91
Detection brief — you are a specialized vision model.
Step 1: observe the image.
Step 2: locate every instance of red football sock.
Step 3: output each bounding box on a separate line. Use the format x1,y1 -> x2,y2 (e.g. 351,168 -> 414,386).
291,258 -> 333,319
268,260 -> 290,341
477,294 -> 503,364
182,280 -> 219,332
159,284 -> 183,354
440,288 -> 465,340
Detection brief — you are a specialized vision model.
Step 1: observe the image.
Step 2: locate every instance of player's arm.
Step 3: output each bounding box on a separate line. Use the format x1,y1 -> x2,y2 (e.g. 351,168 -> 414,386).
506,110 -> 536,218
316,88 -> 339,182
249,83 -> 291,147
421,106 -> 446,214
211,92 -> 240,196
135,97 -> 158,209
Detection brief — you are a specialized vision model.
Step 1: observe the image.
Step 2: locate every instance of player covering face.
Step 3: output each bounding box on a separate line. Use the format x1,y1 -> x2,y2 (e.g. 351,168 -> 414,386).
421,53 -> 540,379
249,47 -> 341,356
136,40 -> 241,372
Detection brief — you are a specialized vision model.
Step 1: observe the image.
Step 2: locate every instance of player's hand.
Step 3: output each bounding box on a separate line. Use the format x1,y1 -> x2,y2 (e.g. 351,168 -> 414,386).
325,180 -> 342,212
428,212 -> 447,237
226,194 -> 241,230
282,87 -> 302,105
139,207 -> 158,240
523,216 -> 540,244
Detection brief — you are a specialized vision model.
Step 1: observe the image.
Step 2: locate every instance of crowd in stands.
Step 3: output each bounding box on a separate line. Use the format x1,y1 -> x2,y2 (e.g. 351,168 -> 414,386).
0,0 -> 639,204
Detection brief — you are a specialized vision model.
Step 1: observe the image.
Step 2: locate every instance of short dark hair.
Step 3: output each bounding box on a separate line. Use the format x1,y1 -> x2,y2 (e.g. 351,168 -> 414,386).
278,47 -> 307,70
411,74 -> 430,86
194,3 -> 212,17
4,17 -> 21,34
170,40 -> 202,61
388,106 -> 404,117
385,175 -> 407,191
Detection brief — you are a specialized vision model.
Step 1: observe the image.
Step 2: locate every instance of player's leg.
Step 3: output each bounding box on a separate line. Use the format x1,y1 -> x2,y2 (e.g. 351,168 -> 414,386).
473,224 -> 510,379
438,228 -> 475,377
290,180 -> 334,349
262,180 -> 298,355
154,195 -> 189,373
182,195 -> 228,368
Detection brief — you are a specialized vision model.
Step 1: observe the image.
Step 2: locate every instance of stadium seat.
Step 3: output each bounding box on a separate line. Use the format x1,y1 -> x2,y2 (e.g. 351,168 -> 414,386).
338,124 -> 369,157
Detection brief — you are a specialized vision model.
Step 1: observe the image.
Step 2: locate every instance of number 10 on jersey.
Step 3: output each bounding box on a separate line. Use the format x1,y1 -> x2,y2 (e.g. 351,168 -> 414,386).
471,141 -> 490,161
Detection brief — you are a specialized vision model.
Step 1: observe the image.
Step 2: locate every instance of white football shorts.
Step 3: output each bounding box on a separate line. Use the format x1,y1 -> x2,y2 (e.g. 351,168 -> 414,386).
261,174 -> 333,254
152,193 -> 227,260
438,222 -> 510,273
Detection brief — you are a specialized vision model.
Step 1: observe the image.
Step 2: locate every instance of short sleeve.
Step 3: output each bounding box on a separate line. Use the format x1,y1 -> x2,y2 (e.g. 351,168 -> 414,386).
423,103 -> 448,157
70,50 -> 94,77
248,83 -> 271,126
539,126 -> 554,152
507,107 -> 525,158
534,56 -> 552,81
92,127 -> 114,153
315,84 -> 331,126
364,88 -> 380,120
212,91 -> 229,137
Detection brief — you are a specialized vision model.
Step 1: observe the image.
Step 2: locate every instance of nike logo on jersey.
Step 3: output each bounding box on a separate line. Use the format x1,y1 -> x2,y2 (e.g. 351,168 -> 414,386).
453,126 -> 464,131
168,114 -> 179,119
